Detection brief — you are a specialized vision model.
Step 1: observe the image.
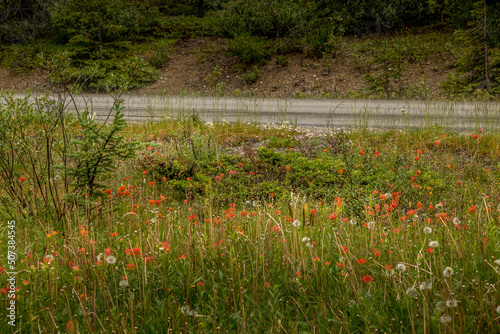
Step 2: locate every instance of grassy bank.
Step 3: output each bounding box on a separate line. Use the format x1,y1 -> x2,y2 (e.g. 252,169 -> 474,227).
1,93 -> 500,333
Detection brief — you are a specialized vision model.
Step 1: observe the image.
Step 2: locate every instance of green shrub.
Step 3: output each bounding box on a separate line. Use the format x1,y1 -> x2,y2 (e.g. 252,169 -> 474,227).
43,52 -> 158,90
147,48 -> 170,69
227,35 -> 274,65
241,66 -> 262,85
276,54 -> 289,66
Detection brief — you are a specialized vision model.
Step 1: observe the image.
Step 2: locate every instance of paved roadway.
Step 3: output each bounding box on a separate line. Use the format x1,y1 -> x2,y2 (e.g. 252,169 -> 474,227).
12,93 -> 500,132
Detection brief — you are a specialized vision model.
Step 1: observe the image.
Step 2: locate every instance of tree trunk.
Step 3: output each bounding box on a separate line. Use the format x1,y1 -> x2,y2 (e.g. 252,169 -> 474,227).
484,0 -> 490,90
98,0 -> 103,58
197,0 -> 205,18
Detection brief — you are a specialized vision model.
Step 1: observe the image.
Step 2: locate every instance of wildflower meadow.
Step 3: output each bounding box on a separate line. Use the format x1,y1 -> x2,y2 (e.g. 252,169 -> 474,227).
1,92 -> 500,333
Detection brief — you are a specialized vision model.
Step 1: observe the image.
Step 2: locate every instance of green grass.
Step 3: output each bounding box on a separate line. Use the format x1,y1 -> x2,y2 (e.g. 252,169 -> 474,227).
1,97 -> 500,333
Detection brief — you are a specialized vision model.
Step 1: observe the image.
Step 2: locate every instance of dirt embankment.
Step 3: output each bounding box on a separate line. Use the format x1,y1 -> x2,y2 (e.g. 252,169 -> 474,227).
0,38 -> 454,98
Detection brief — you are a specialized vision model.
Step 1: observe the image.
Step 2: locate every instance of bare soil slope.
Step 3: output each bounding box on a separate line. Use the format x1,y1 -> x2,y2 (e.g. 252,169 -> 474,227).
0,38 -> 454,98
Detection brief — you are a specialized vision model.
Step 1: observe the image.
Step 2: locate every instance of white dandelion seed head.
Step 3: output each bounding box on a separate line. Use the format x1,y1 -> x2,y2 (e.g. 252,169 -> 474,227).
396,263 -> 407,272
406,287 -> 418,298
435,203 -> 443,210
423,227 -> 433,235
429,240 -> 440,248
150,218 -> 157,224
181,305 -> 191,315
419,282 -> 432,290
301,237 -> 311,243
306,242 -> 313,249
366,221 -> 376,229
45,254 -> 54,262
106,255 -> 117,264
436,301 -> 445,312
119,279 -> 129,287
445,299 -> 458,308
385,193 -> 392,199
453,217 -> 461,225
97,253 -> 104,262
349,218 -> 357,225
292,219 -> 302,228
439,314 -> 452,323
443,267 -> 454,277
496,305 -> 500,315
494,259 -> 500,266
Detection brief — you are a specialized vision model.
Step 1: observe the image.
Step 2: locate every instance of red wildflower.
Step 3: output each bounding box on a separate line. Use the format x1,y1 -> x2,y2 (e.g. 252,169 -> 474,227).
361,275 -> 373,283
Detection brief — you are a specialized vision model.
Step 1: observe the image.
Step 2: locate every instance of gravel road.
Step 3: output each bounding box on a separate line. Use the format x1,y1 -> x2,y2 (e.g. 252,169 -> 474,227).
13,93 -> 500,133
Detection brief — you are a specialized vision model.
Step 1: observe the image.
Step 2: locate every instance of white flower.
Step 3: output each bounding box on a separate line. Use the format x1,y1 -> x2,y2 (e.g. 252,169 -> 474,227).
453,217 -> 461,225
423,227 -> 433,235
97,253 -> 104,262
494,259 -> 500,266
106,256 -> 117,264
292,219 -> 302,228
406,287 -> 418,298
496,305 -> 500,315
419,282 -> 432,290
439,314 -> 452,323
301,237 -> 311,243
349,218 -> 357,225
396,263 -> 407,272
435,203 -> 443,210
119,279 -> 129,287
429,240 -> 439,248
443,267 -> 454,277
445,299 -> 458,308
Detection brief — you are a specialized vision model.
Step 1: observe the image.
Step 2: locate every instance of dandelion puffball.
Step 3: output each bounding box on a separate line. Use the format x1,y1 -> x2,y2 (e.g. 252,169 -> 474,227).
429,240 -> 439,248
445,299 -> 458,308
439,314 -> 452,323
419,282 -> 432,290
292,219 -> 302,228
423,227 -> 432,235
406,287 -> 418,298
396,263 -> 407,272
106,256 -> 117,264
443,267 -> 454,277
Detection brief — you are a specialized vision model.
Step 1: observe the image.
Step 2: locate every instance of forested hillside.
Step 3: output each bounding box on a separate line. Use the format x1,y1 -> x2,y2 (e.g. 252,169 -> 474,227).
0,0 -> 499,98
